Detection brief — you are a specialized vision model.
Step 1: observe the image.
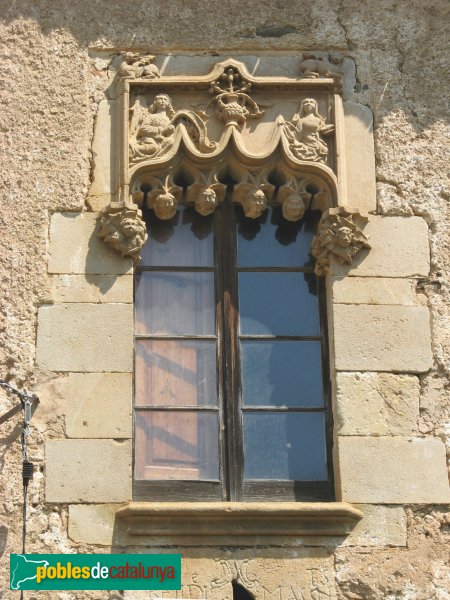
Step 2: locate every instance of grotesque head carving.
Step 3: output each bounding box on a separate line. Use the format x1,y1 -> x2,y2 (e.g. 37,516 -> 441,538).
282,193 -> 306,222
195,187 -> 217,216
242,189 -> 267,219
154,192 -> 177,220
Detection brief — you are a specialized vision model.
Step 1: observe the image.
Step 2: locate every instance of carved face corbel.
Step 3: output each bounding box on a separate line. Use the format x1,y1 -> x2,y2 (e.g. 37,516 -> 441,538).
311,207 -> 371,276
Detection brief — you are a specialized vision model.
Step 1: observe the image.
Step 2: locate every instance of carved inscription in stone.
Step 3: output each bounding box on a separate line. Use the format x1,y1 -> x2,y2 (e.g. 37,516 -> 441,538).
124,551 -> 336,600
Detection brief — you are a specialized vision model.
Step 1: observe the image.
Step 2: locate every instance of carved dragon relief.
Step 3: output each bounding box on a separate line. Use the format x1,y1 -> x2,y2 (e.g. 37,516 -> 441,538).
98,56 -> 370,271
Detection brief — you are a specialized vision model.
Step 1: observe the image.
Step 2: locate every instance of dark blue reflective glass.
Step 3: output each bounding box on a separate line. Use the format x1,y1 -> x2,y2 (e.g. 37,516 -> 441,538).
243,412 -> 327,480
238,272 -> 319,335
241,341 -> 323,407
140,206 -> 214,267
237,206 -> 319,267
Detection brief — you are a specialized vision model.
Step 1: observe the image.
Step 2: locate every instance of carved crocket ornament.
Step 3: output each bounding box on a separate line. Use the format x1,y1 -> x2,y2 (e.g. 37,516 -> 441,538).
311,207 -> 370,276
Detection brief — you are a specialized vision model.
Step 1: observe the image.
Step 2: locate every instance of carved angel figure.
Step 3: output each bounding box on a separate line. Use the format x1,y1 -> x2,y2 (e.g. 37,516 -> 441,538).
283,98 -> 334,163
129,94 -> 176,162
129,94 -> 216,163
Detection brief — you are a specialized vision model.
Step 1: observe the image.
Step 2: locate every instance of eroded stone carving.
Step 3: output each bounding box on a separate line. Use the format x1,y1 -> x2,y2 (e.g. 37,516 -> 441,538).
311,207 -> 370,276
277,179 -> 313,222
187,172 -> 227,216
100,57 -> 371,270
142,176 -> 183,220
97,205 -> 147,262
233,173 -> 274,219
117,52 -> 160,79
299,53 -> 344,90
209,67 -> 264,129
283,98 -> 335,163
129,94 -> 215,164
211,560 -> 259,591
129,94 -> 176,162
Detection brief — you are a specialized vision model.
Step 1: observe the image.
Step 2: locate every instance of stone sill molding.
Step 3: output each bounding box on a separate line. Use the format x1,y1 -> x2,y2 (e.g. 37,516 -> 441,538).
115,502 -> 362,544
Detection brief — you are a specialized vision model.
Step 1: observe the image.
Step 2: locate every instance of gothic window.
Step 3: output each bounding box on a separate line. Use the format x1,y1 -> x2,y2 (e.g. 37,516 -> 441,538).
96,57 -> 371,505
133,199 -> 333,501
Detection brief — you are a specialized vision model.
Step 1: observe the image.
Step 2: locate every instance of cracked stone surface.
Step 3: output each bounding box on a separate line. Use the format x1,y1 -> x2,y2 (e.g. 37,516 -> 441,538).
1,1 -> 449,598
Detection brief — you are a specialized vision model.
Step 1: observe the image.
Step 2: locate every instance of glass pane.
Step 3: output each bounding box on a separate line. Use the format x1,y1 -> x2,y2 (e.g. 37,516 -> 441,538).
140,206 -> 214,267
135,272 -> 215,335
237,206 -> 319,268
243,412 -> 327,480
239,272 -> 319,335
241,341 -> 323,407
135,340 -> 217,407
135,411 -> 219,480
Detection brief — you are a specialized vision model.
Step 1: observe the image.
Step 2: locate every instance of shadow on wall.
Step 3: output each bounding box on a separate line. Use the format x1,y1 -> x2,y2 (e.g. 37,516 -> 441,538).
2,0 -> 449,130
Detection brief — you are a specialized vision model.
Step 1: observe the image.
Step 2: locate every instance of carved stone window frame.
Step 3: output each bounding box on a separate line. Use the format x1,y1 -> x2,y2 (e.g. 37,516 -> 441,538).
97,54 -> 370,541
99,56 -> 370,275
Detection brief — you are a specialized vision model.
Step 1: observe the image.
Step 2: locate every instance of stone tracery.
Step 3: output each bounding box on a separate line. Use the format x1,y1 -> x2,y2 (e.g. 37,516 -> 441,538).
99,56 -> 369,271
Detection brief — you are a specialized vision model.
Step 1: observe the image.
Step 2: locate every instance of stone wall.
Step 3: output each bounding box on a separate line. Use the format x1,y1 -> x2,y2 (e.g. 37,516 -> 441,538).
1,1 -> 449,599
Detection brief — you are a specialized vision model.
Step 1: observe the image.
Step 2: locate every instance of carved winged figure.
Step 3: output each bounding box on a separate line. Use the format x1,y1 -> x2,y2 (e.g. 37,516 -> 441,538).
283,98 -> 334,163
129,94 -> 216,164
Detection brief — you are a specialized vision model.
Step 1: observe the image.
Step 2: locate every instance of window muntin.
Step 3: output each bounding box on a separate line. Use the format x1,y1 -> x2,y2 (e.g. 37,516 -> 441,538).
134,202 -> 333,501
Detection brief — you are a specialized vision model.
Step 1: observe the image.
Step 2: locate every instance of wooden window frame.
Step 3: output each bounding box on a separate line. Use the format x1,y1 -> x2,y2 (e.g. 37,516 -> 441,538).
133,199 -> 334,502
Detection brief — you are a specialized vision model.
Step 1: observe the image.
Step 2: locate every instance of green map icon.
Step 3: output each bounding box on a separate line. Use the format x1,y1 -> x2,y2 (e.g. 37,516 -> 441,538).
10,554 -> 50,590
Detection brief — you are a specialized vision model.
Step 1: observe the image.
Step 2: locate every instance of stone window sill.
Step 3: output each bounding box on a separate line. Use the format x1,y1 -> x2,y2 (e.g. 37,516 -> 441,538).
115,502 -> 362,546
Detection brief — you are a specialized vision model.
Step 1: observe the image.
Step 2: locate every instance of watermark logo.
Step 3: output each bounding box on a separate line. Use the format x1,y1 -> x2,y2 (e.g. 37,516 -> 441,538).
10,554 -> 181,591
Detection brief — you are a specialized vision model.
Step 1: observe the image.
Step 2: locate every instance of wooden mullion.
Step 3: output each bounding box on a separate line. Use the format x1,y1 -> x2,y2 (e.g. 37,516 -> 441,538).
318,274 -> 335,497
217,195 -> 243,501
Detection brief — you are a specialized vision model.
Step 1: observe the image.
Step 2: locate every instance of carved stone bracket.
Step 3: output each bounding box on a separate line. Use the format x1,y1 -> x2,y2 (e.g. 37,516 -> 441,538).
97,204 -> 148,262
233,171 -> 274,219
186,171 -> 227,216
311,207 -> 370,276
277,177 -> 312,221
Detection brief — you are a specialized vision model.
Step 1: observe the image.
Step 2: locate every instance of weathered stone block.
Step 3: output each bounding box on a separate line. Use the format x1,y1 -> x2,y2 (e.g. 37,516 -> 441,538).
48,212 -> 132,274
336,372 -> 419,435
336,437 -> 450,503
45,440 -> 132,503
69,504 -> 119,545
332,216 -> 430,277
51,274 -> 133,303
86,98 -> 114,212
122,549 -> 337,600
331,277 -> 414,305
60,373 -> 132,438
343,101 -> 376,213
36,304 -> 133,372
343,505 -> 407,547
333,304 -> 432,372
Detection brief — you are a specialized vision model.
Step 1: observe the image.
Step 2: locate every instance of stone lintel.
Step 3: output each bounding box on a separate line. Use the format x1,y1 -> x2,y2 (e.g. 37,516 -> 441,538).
115,502 -> 362,544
